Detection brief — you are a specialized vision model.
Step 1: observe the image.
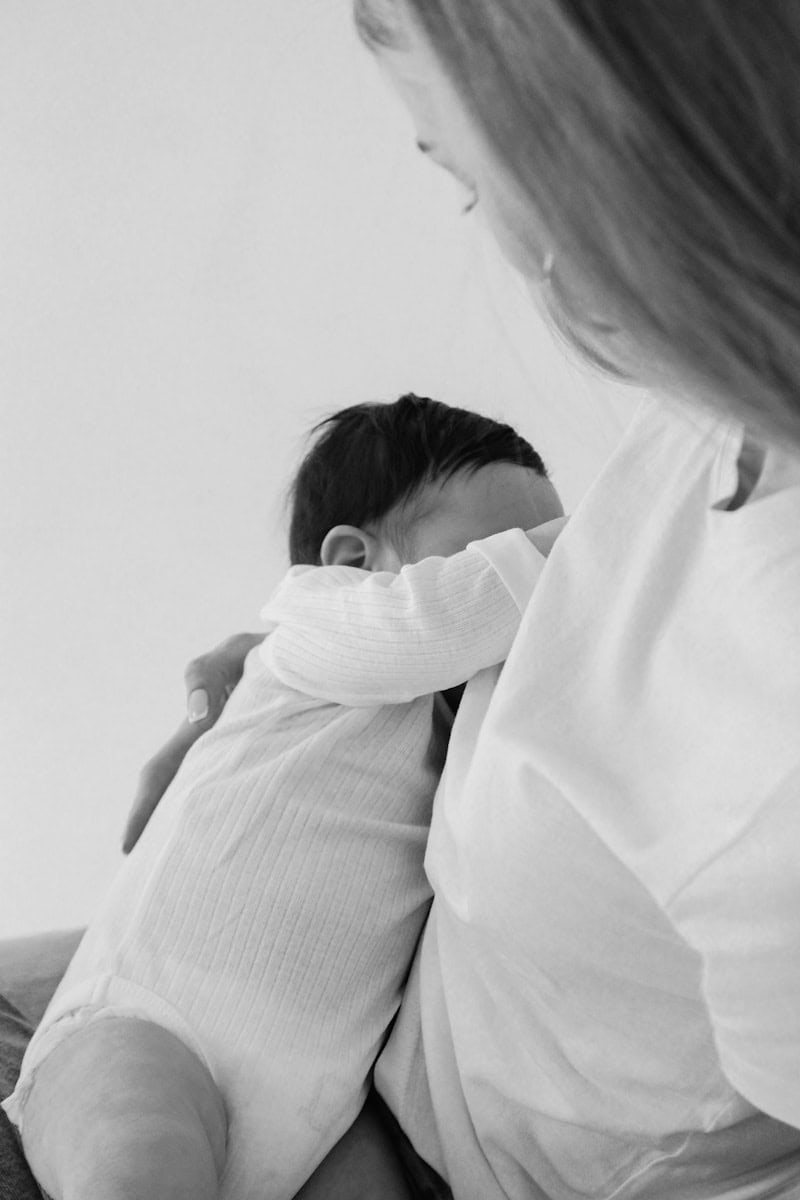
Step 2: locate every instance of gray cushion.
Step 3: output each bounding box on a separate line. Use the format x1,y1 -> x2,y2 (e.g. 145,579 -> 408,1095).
0,930 -> 82,1199
0,995 -> 39,1199
0,930 -> 83,1028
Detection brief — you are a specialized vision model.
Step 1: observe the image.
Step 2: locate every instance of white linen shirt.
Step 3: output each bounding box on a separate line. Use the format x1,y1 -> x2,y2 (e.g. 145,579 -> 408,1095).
371,398 -> 800,1200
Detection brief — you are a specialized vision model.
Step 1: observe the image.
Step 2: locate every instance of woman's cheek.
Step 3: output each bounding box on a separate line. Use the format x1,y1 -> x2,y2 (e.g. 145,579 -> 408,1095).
480,183 -> 552,284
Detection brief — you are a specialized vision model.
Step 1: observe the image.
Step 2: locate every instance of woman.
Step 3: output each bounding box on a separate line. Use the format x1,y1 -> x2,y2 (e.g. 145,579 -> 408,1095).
7,2 -> 800,1198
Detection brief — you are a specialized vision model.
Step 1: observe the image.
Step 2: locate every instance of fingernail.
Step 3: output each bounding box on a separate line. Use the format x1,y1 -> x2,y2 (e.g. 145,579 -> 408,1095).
188,688 -> 210,723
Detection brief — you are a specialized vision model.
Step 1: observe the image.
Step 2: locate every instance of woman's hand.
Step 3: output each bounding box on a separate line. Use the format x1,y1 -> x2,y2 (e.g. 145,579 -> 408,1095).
122,632 -> 264,853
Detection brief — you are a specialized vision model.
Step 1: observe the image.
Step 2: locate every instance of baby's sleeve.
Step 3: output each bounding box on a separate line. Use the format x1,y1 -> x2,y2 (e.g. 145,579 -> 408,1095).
667,767 -> 800,1130
260,527 -> 546,706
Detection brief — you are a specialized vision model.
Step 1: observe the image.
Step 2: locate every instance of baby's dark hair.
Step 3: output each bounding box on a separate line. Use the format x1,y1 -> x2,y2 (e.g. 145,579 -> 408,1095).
289,393 -> 547,564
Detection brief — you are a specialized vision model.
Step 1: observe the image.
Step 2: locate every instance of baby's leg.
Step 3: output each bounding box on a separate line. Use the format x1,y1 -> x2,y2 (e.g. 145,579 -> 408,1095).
20,1016 -> 227,1200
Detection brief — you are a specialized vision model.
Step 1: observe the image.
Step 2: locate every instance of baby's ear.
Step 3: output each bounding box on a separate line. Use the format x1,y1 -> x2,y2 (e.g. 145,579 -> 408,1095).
320,525 -> 380,569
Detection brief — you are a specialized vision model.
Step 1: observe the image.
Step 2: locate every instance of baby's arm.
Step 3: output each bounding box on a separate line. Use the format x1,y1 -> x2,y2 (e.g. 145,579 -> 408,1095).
16,1016 -> 226,1200
261,520 -> 566,706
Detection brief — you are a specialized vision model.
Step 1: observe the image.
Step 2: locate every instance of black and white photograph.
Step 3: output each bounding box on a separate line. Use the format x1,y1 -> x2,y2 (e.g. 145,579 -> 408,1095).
2,3 -> 799,1198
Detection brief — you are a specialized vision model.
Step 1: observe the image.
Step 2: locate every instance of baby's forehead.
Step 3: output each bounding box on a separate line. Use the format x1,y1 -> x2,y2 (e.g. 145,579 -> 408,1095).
414,462 -> 546,509
396,463 -> 561,561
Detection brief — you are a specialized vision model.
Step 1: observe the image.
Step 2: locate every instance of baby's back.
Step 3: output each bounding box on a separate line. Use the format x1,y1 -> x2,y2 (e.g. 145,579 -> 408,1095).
24,648 -> 442,1198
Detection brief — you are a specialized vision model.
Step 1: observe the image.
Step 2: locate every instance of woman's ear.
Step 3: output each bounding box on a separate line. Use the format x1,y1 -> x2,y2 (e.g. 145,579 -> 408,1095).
320,525 -> 381,569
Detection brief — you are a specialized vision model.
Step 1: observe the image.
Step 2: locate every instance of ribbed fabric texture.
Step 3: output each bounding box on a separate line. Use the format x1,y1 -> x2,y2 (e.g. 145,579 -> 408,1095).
12,662 -> 439,1198
8,530 -> 543,1199
262,528 -> 545,706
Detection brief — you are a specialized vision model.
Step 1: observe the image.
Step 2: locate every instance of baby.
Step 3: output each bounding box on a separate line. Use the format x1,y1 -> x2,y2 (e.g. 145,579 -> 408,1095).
4,393 -> 563,1200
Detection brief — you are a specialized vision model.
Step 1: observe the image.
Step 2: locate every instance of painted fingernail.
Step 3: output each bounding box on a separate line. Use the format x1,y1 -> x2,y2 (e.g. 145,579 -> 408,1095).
188,688 -> 210,723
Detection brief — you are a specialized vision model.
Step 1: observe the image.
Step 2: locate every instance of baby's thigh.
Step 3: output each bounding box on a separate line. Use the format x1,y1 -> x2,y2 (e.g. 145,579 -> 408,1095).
22,1016 -> 227,1200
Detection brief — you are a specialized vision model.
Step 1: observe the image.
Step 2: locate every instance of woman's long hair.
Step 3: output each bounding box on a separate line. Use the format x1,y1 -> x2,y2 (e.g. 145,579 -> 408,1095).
357,0 -> 800,446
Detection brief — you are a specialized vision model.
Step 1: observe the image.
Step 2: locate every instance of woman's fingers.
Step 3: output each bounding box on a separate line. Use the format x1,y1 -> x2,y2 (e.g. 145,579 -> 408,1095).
183,632 -> 265,726
122,721 -> 201,853
122,632 -> 264,853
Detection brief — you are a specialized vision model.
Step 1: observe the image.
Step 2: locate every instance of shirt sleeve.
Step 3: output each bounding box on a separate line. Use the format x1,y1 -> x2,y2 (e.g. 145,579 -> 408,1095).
667,768 -> 800,1129
259,527 -> 546,706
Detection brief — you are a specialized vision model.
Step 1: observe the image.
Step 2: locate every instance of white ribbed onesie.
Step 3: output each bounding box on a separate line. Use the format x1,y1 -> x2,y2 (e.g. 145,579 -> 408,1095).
4,527 -> 545,1200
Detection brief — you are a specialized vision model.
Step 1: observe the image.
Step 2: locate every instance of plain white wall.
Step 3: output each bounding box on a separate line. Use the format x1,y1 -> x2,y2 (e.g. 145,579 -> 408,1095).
1,0 -> 640,939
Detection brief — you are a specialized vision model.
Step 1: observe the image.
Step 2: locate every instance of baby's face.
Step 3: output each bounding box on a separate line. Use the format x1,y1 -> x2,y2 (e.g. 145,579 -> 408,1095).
371,463 -> 564,569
